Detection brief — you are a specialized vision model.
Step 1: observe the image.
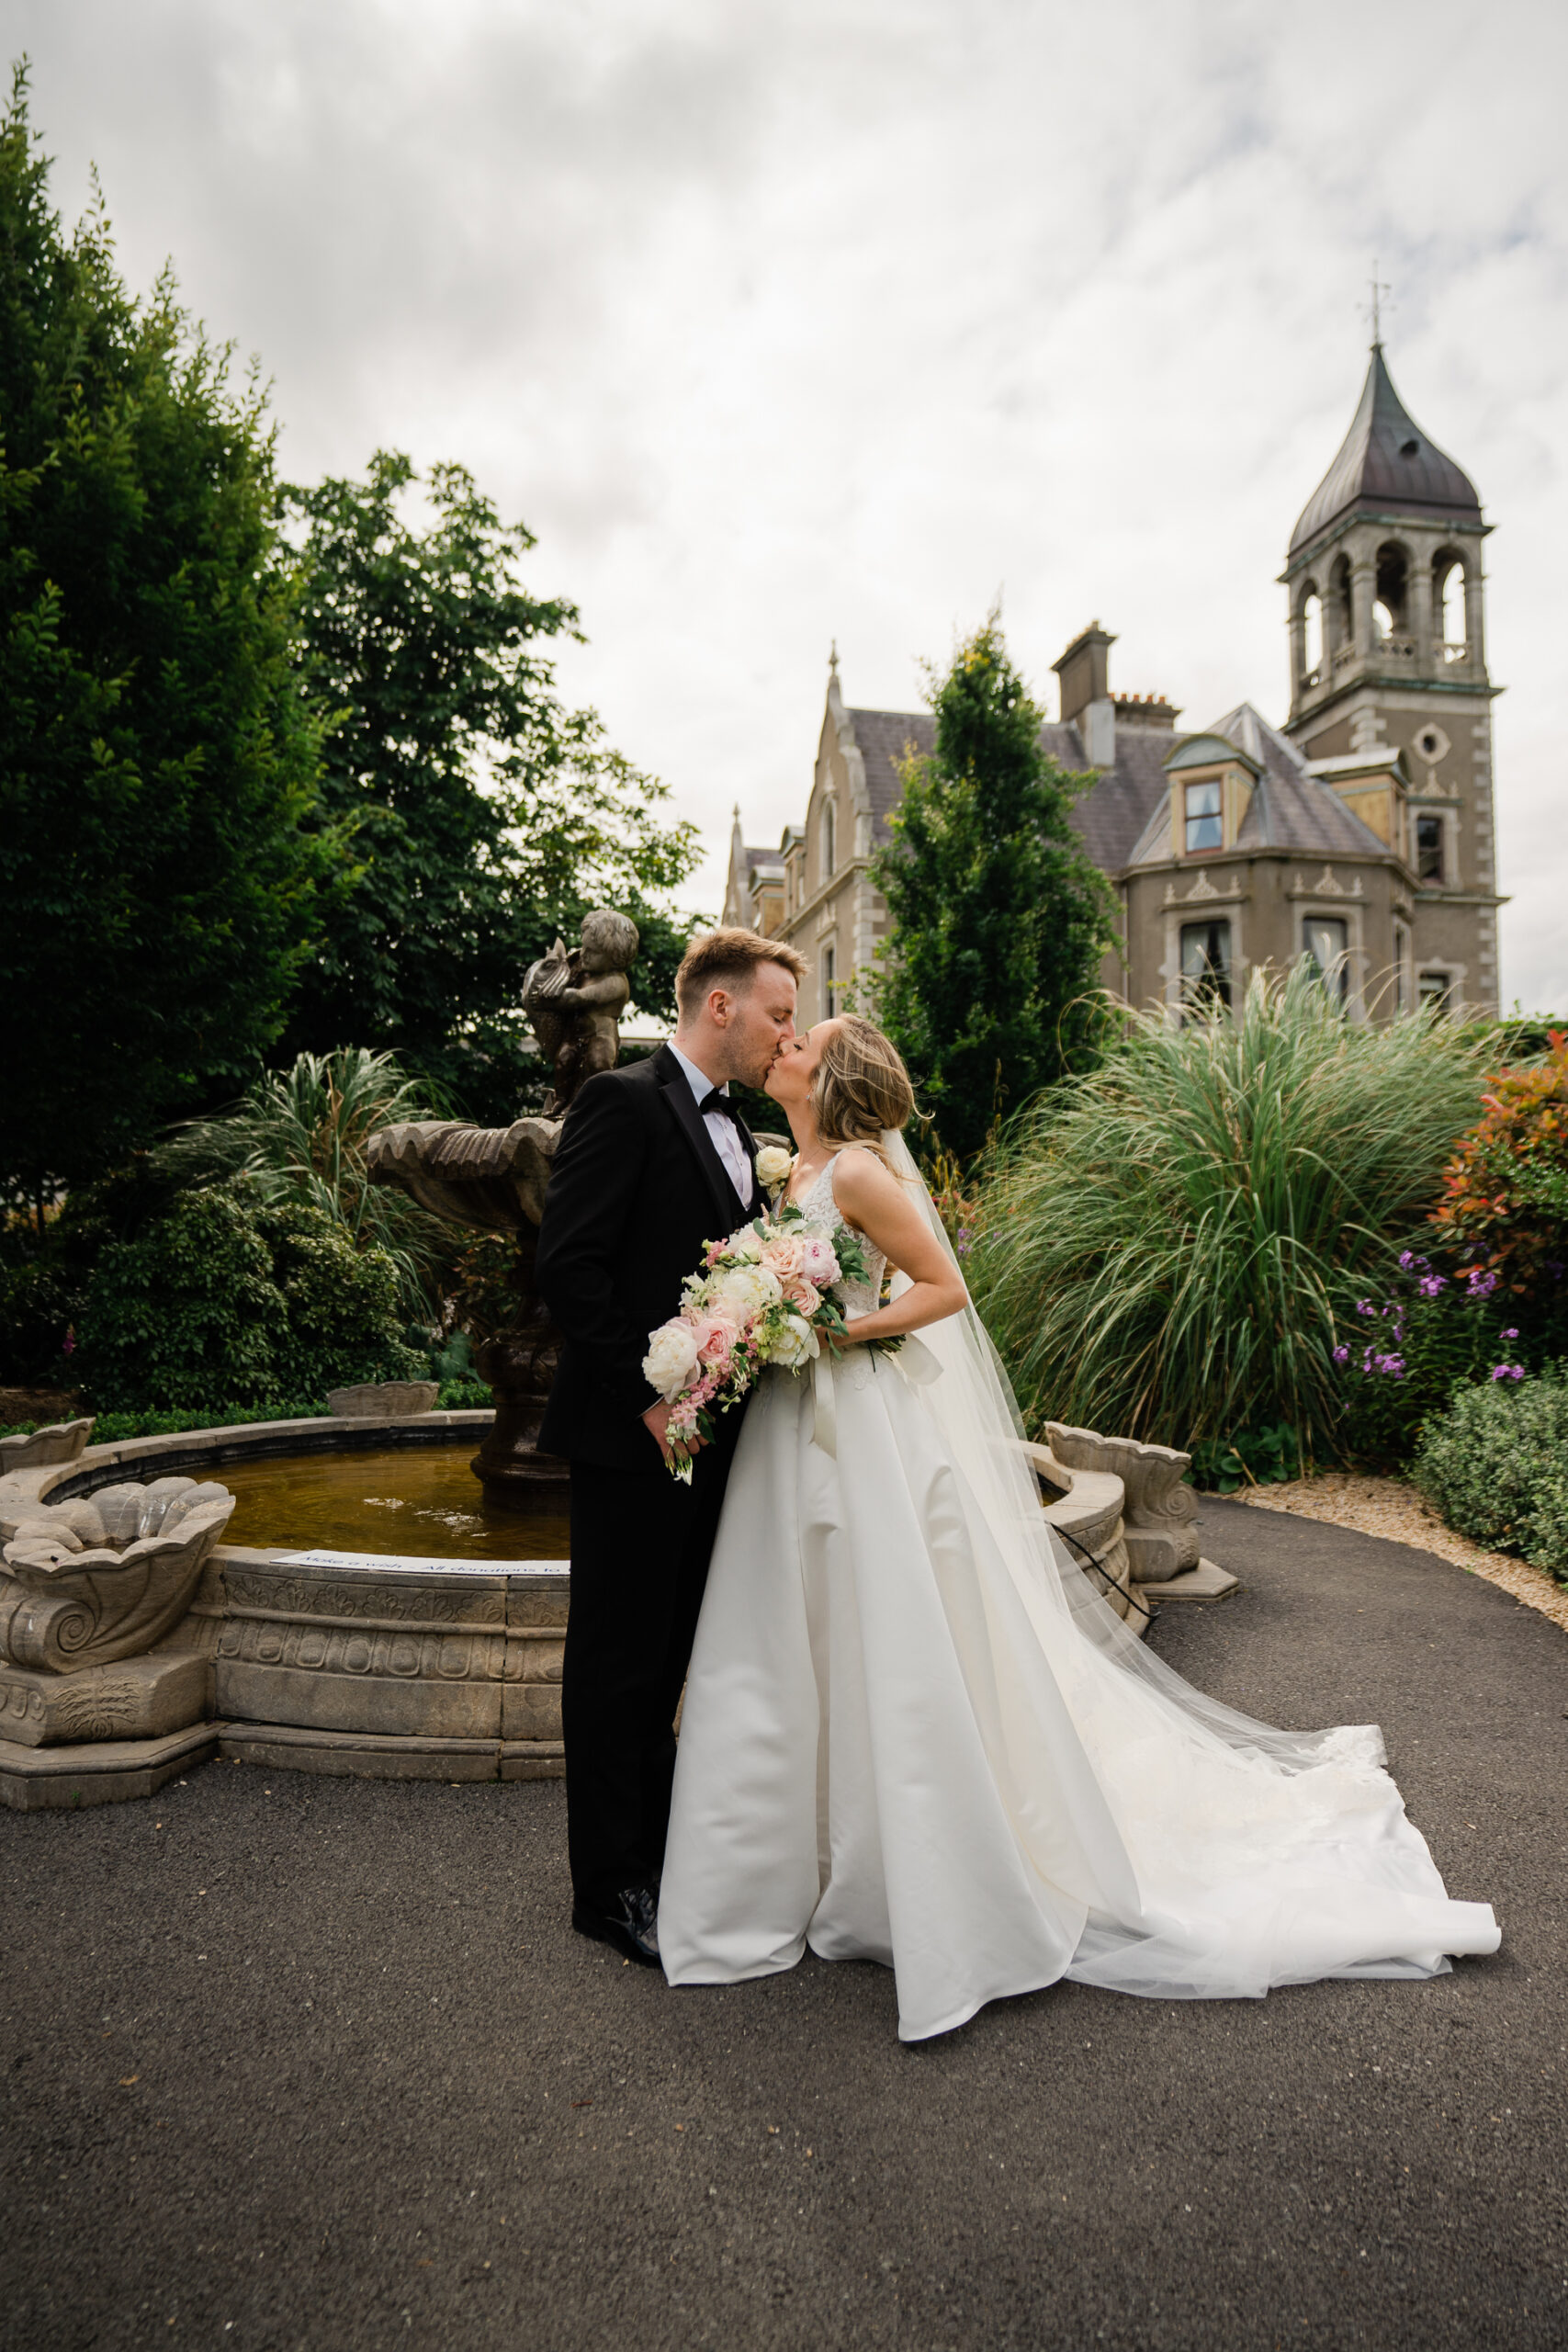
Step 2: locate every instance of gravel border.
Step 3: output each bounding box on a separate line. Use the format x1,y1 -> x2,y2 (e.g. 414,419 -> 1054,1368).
1240,1469 -> 1568,1634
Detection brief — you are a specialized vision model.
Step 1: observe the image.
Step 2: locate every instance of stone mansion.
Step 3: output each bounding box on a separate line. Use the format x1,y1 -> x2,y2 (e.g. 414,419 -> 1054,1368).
723,345 -> 1504,1028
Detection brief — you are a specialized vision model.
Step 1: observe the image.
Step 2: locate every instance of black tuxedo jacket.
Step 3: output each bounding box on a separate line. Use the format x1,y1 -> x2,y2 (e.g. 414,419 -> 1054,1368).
534,1046 -> 759,1472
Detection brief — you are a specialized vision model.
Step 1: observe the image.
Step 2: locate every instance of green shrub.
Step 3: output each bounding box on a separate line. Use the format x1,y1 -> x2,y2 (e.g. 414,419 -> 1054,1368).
0,1250 -> 85,1388
75,1182 -> 425,1418
1413,1368 -> 1568,1579
1188,1422 -> 1303,1494
971,965 -> 1487,1453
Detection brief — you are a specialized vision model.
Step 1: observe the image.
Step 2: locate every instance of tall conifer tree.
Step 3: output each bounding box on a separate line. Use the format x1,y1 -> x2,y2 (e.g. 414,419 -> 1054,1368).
871,617 -> 1118,1159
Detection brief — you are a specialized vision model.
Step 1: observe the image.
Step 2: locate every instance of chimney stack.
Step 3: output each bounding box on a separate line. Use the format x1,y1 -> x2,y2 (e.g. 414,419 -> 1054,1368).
1053,622 -> 1117,770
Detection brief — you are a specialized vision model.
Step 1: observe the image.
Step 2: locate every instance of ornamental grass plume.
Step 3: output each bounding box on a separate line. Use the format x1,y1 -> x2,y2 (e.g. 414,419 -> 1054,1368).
968,964 -> 1488,1455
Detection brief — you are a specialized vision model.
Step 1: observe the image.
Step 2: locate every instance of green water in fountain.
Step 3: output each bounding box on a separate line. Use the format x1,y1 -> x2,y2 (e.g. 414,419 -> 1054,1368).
222,1445 -> 570,1562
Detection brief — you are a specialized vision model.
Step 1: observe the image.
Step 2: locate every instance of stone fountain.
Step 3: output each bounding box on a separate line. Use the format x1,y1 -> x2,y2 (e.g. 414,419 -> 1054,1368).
366,908 -> 640,1516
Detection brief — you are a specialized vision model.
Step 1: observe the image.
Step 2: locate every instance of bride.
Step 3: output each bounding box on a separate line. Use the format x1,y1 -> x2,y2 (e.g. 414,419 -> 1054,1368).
657,1015 -> 1500,2041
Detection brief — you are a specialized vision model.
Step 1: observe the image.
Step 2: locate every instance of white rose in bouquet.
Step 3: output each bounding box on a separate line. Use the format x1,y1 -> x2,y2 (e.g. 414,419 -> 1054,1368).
768,1312 -> 819,1371
643,1317 -> 701,1403
726,1227 -> 765,1264
713,1262 -> 782,1320
754,1145 -> 795,1193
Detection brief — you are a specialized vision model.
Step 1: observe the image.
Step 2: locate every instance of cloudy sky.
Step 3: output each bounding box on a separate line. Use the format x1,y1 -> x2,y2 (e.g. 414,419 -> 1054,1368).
12,0 -> 1566,1008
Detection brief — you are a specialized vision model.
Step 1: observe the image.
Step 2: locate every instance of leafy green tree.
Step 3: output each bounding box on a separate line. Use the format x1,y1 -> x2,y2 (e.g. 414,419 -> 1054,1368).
0,65 -> 325,1210
280,451 -> 700,1121
869,617 -> 1119,1159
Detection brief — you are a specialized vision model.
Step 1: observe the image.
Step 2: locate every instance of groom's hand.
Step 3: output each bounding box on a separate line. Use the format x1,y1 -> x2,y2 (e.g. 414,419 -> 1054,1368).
642,1398 -> 704,1464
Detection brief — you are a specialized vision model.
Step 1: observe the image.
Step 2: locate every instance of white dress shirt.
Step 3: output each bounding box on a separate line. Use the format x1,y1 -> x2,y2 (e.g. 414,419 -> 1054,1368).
668,1042 -> 755,1210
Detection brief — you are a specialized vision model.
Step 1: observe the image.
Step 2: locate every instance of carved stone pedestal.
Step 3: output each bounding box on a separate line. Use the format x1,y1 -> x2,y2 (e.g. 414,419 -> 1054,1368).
0,1652 -> 209,1747
469,1227 -> 572,1518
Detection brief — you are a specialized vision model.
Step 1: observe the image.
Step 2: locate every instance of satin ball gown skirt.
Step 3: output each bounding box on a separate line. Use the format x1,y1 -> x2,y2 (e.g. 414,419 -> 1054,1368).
658,1356 -> 1499,2042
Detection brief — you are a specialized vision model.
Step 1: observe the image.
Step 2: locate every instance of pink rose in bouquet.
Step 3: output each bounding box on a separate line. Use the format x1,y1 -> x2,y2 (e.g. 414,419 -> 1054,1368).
797,1233 -> 840,1286
760,1230 -> 807,1280
690,1309 -> 740,1368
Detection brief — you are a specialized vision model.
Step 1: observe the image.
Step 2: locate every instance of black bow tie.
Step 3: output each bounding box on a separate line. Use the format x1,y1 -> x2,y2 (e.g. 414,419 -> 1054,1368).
697,1088 -> 744,1133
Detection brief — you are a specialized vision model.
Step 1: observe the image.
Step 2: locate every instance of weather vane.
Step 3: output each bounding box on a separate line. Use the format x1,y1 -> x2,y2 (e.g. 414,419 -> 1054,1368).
1362,259 -> 1394,345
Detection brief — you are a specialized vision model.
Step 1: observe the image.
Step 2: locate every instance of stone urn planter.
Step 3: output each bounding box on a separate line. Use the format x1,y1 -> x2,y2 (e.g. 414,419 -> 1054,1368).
0,1478 -> 236,1779
0,1417 -> 95,1473
325,1381 -> 440,1419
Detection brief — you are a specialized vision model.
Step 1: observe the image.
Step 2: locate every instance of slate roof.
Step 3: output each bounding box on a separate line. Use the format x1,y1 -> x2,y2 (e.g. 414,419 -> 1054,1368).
849,705 -> 1173,869
846,707 -> 934,842
1289,345 -> 1482,559
741,843 -> 782,876
1122,703 -> 1393,869
1053,722 -> 1178,873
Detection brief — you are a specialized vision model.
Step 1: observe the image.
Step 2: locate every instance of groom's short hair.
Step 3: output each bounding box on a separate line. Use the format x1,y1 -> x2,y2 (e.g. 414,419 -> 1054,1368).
675,928 -> 808,1016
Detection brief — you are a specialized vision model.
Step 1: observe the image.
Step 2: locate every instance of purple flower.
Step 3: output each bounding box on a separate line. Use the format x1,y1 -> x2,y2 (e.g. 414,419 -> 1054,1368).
1418,1272 -> 1448,1297
1332,1344 -> 1350,1365
1502,1328 -> 1519,1340
1397,1250 -> 1414,1270
1467,1268 -> 1500,1298
62,1326 -> 75,1358
1489,1363 -> 1525,1382
1375,1354 -> 1406,1378
1356,1298 -> 1375,1317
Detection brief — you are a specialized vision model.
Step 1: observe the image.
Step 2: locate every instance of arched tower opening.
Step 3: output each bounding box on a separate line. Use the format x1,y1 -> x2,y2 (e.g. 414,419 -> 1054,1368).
1300,585 -> 1323,684
1373,542 -> 1409,646
1434,549 -> 1468,657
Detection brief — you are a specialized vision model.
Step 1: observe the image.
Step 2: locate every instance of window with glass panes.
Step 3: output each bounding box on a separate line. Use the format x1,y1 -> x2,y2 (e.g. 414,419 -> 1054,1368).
1303,915 -> 1349,1001
1179,919 -> 1232,1008
1184,778 -> 1223,853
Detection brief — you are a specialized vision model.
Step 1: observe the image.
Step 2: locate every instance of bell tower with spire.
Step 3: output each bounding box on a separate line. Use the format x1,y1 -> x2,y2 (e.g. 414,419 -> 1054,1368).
1280,342 -> 1502,1013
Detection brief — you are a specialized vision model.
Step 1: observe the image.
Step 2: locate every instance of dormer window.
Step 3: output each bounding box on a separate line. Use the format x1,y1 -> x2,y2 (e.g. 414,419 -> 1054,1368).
1184,780 -> 1223,854
1166,735 -> 1258,858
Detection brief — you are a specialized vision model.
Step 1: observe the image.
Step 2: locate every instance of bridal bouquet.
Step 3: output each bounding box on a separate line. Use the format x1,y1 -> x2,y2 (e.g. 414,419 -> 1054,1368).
642,1200 -> 892,1481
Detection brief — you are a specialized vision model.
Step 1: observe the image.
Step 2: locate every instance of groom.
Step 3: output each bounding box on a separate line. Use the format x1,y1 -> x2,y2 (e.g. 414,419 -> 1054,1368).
535,926 -> 807,1965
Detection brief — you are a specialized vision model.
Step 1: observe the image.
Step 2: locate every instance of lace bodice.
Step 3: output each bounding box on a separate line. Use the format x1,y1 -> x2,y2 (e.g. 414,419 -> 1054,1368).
789,1152 -> 886,1316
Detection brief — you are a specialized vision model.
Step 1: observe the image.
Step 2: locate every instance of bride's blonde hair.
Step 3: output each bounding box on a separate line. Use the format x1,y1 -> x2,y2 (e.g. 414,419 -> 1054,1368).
811,1015 -> 916,1170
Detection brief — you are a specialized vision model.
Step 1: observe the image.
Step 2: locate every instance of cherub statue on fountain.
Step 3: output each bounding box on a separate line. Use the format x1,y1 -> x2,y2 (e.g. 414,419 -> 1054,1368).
523,909 -> 639,1117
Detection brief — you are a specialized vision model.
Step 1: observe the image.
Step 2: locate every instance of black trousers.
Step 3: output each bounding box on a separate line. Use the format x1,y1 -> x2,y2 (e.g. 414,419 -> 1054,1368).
561,1419 -> 742,1909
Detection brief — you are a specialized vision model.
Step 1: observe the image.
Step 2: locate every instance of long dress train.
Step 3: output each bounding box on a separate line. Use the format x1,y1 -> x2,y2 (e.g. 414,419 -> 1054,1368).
658,1152 -> 1499,2041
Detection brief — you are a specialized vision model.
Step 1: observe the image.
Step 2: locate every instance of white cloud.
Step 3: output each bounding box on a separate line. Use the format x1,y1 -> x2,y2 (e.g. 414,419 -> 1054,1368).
13,0 -> 1567,1007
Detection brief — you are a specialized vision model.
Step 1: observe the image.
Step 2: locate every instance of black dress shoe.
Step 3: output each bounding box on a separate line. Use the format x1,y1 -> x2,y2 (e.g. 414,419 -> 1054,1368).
571,1883 -> 661,1967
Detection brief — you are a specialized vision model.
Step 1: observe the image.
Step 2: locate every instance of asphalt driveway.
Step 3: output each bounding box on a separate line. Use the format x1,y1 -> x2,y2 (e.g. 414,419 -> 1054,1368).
4,1498 -> 1565,2352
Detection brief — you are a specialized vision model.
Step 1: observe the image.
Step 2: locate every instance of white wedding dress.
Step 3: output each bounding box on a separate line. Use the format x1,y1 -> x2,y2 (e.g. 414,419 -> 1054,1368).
658,1148 -> 1499,2041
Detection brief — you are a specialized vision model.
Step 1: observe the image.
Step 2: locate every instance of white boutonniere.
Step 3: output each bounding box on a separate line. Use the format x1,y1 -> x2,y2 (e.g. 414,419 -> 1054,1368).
754,1144 -> 795,1200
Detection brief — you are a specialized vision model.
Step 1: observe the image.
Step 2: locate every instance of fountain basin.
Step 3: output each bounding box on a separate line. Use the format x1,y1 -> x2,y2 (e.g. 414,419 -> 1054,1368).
0,1410 -> 570,1798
